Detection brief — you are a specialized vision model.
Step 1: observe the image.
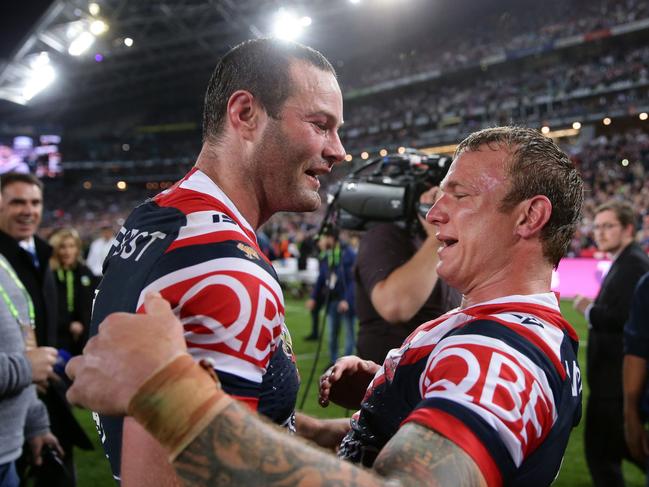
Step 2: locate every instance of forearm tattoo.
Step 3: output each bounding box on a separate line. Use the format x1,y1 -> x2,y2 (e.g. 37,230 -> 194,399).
174,400 -> 379,486
374,423 -> 487,487
174,402 -> 485,487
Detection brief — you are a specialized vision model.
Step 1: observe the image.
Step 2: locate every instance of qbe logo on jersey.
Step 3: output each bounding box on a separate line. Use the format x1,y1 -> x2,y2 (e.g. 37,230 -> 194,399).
420,339 -> 561,460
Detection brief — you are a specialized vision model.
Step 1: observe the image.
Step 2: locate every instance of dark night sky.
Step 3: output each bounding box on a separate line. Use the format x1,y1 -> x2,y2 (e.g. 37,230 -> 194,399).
0,0 -> 54,59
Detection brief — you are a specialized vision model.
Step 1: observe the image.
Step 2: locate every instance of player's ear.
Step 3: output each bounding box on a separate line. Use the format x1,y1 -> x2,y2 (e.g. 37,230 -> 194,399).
226,90 -> 266,140
515,195 -> 552,239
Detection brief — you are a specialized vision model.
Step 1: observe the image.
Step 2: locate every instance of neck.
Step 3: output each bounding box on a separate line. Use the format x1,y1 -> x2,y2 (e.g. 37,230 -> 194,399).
195,143 -> 265,230
461,260 -> 553,309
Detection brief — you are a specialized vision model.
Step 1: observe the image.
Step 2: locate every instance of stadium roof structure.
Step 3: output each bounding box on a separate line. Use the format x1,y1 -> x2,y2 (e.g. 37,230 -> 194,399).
0,0 -> 409,128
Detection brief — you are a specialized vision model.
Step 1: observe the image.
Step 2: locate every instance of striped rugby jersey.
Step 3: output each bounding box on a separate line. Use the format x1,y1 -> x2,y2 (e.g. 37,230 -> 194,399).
338,293 -> 582,487
89,168 -> 299,481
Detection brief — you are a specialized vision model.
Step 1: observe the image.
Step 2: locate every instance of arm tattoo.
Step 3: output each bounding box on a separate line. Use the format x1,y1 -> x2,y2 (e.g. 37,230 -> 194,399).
174,400 -> 380,487
174,402 -> 486,487
373,423 -> 487,487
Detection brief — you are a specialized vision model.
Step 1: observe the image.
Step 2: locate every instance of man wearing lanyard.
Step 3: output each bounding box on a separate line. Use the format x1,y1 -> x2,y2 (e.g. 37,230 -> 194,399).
0,173 -> 90,485
0,185 -> 62,487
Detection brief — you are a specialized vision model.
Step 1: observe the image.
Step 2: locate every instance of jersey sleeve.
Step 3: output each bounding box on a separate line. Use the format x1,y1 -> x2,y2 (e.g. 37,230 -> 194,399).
136,238 -> 285,411
403,319 -> 561,486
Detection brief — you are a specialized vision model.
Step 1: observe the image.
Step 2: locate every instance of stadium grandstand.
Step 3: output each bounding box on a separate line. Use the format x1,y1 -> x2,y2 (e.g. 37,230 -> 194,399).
1,1 -> 649,485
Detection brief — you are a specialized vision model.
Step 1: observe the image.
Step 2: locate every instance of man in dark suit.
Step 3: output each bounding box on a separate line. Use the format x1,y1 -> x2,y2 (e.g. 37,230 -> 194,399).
0,172 -> 90,486
573,200 -> 649,487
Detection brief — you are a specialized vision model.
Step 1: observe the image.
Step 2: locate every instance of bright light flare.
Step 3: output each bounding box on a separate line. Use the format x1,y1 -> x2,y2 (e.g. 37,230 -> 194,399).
572,121 -> 581,130
124,37 -> 134,47
89,2 -> 100,16
272,9 -> 311,40
22,53 -> 56,102
68,31 -> 96,56
90,19 -> 108,35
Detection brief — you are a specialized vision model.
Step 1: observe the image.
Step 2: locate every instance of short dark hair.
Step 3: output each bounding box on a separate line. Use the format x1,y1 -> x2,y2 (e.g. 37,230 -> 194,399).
202,38 -> 336,143
455,126 -> 584,267
595,200 -> 635,228
0,172 -> 43,192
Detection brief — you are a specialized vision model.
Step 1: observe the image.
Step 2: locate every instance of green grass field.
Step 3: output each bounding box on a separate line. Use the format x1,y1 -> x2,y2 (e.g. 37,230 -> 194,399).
71,298 -> 645,486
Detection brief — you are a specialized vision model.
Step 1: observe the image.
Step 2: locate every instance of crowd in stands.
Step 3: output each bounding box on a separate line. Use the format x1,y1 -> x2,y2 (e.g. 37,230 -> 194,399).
339,0 -> 649,92
340,44 -> 649,153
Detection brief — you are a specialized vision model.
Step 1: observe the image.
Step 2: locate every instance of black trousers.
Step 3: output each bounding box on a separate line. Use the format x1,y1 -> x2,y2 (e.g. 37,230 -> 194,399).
584,396 -> 637,487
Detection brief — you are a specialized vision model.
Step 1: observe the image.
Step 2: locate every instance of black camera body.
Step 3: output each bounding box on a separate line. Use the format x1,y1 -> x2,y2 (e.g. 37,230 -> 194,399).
334,149 -> 452,231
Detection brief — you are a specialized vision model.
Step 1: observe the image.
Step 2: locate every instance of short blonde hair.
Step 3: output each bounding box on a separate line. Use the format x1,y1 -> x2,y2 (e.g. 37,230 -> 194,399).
49,228 -> 83,270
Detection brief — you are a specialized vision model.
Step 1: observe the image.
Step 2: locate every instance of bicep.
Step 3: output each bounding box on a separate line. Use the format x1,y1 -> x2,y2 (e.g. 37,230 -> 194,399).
373,422 -> 487,487
122,417 -> 183,487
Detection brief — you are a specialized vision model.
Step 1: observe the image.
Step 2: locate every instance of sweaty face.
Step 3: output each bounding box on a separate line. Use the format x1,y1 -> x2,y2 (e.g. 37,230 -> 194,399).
426,148 -> 520,296
0,182 -> 43,241
593,209 -> 632,254
58,237 -> 79,268
252,61 -> 345,214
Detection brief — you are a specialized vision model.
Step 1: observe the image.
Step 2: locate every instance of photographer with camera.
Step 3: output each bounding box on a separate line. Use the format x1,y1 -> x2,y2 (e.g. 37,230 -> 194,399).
355,184 -> 461,364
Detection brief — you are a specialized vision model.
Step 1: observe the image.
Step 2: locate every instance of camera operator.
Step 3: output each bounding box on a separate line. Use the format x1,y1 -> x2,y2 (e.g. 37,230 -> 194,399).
355,186 -> 461,364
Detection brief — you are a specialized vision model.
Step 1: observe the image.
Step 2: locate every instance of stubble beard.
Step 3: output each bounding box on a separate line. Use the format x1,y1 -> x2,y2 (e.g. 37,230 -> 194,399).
255,119 -> 321,215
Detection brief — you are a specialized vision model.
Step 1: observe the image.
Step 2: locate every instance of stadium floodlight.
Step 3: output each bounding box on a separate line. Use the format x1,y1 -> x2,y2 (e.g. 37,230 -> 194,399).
90,19 -> 108,36
572,122 -> 581,130
68,31 -> 96,56
88,2 -> 100,16
640,112 -> 648,121
22,54 -> 56,102
272,9 -> 311,41
124,37 -> 134,47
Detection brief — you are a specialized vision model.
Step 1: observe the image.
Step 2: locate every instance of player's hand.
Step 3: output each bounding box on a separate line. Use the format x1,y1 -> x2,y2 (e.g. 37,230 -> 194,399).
319,355 -> 380,409
305,298 -> 316,311
337,300 -> 349,313
625,412 -> 649,465
25,347 -> 58,383
66,292 -> 187,415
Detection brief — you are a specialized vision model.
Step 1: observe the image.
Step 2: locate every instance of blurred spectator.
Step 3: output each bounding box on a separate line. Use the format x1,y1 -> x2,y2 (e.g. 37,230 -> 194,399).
85,225 -> 114,277
307,225 -> 356,365
573,201 -> 649,486
0,252 -> 63,487
49,229 -> 99,357
623,272 -> 649,473
0,173 -> 91,486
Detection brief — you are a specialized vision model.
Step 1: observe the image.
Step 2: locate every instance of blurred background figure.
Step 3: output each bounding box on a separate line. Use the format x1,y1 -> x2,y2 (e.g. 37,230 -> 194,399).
623,271 -> 649,481
307,226 -> 356,365
573,200 -> 649,487
85,225 -> 113,277
49,228 -> 98,357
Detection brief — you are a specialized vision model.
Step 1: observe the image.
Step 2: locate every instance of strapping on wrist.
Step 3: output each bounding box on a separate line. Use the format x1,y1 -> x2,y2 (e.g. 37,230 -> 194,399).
127,354 -> 232,461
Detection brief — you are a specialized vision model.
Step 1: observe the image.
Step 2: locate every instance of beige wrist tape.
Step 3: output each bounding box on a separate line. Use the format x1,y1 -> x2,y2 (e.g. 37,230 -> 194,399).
127,354 -> 233,461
